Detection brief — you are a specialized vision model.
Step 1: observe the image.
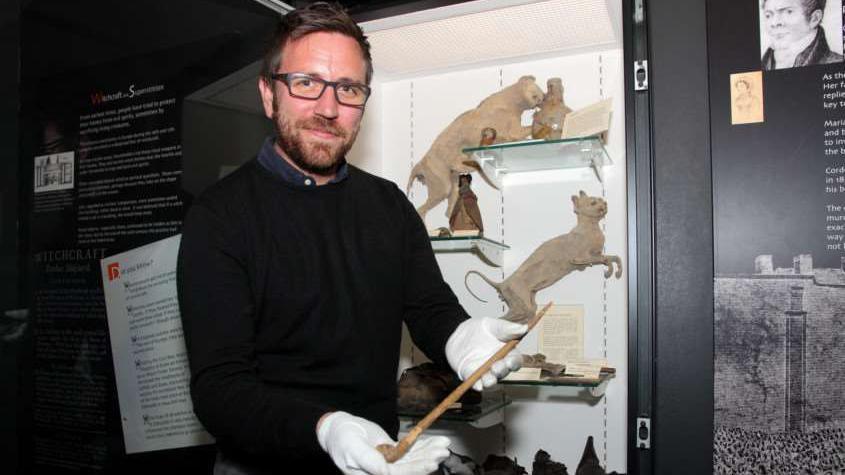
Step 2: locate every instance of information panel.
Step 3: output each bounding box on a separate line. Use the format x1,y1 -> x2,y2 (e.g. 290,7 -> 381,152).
708,0 -> 845,472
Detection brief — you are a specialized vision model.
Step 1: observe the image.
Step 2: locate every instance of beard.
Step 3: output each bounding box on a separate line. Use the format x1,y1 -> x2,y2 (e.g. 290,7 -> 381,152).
272,95 -> 360,177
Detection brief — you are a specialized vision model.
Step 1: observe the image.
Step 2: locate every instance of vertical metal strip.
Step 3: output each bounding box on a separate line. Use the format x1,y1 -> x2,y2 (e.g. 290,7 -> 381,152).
497,67 -> 508,456
599,52 -> 609,467
625,0 -> 655,472
409,80 -> 416,367
499,68 -> 506,294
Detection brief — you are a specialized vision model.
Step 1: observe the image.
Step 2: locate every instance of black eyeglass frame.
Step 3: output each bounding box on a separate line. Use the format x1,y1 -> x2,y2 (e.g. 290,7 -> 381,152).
271,72 -> 371,107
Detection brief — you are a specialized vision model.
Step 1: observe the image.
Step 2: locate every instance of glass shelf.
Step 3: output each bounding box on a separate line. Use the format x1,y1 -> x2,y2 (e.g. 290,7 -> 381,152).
502,371 -> 614,397
430,235 -> 509,267
397,392 -> 511,427
463,135 -> 612,187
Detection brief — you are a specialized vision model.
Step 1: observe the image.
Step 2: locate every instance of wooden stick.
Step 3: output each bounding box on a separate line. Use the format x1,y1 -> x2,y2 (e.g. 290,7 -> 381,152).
377,302 -> 554,463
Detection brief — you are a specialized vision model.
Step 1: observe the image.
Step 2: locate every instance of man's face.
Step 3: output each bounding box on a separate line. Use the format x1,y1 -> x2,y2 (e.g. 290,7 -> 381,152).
259,31 -> 367,176
763,0 -> 822,50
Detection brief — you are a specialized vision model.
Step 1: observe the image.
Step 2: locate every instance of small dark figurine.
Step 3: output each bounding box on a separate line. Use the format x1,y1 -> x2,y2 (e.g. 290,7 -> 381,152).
531,77 -> 572,140
480,127 -> 497,146
533,449 -> 568,475
449,174 -> 483,235
397,363 -> 480,413
440,450 -> 482,475
483,454 -> 528,475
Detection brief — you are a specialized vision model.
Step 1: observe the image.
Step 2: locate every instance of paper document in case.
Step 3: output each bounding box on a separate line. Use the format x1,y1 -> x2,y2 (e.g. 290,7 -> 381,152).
101,234 -> 214,454
561,98 -> 613,139
538,304 -> 584,365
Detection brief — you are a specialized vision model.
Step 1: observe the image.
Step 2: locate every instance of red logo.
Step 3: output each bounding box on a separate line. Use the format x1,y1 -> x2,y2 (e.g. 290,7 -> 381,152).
107,262 -> 121,281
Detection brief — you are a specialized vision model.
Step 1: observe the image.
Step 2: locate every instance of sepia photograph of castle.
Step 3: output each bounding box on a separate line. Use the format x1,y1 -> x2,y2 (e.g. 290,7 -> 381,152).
714,254 -> 845,473
33,151 -> 74,193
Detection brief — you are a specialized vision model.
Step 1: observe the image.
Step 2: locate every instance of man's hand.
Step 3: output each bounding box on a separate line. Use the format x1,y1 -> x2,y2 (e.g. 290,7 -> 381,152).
445,317 -> 528,391
317,411 -> 450,475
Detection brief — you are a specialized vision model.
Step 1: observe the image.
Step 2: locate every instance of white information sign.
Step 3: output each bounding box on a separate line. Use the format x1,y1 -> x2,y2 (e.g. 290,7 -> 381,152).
101,234 -> 214,453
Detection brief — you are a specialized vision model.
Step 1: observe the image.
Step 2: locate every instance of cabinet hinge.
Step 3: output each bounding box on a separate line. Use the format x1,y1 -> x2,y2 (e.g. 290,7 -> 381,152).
636,416 -> 651,449
634,61 -> 648,91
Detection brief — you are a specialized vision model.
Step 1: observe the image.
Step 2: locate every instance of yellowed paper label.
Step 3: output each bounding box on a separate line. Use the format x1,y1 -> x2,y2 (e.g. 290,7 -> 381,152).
564,359 -> 608,379
505,367 -> 542,381
730,71 -> 764,125
538,305 -> 584,365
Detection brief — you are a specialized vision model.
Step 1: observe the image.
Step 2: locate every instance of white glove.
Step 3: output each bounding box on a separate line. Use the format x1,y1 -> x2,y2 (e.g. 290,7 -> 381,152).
317,411 -> 451,475
445,317 -> 528,391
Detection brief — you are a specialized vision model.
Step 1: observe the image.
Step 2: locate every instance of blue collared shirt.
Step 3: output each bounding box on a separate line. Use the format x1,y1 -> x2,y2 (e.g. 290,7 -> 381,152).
257,137 -> 349,187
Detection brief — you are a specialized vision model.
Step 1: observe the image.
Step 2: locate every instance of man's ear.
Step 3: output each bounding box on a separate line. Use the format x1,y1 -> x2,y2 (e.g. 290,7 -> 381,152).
808,9 -> 823,29
258,77 -> 276,119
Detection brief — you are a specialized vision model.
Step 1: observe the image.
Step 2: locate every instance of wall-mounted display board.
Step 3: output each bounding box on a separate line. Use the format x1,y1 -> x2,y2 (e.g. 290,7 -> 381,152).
16,33 -> 268,473
20,60 -> 188,475
707,0 -> 845,472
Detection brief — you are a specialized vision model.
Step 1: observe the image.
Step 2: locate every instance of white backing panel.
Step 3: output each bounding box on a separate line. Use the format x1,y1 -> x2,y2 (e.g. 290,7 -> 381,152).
346,72 -> 384,175
349,44 -> 627,472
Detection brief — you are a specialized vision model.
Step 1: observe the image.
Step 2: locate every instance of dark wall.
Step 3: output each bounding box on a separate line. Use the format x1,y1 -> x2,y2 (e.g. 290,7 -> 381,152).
15,2 -> 277,474
648,0 -> 715,472
20,0 -> 274,80
1,0 -> 21,304
0,1 -> 22,474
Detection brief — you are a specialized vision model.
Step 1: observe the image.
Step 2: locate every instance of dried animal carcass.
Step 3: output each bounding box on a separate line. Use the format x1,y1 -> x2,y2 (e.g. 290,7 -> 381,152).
406,76 -> 543,222
397,363 -> 480,413
439,451 -> 482,475
482,454 -> 528,475
522,353 -> 566,377
533,449 -> 568,475
531,77 -> 572,140
575,436 -> 621,475
465,191 -> 622,324
479,127 -> 497,146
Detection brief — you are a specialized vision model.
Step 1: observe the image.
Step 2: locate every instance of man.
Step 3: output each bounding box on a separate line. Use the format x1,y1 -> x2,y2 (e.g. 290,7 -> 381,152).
176,3 -> 526,474
761,0 -> 843,70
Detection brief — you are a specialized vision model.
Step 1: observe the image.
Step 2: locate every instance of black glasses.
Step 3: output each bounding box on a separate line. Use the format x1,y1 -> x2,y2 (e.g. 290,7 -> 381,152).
271,72 -> 371,107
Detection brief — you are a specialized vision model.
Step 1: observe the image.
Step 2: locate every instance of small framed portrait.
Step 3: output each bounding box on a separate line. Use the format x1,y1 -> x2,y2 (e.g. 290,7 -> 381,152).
731,71 -> 765,125
759,0 -> 844,70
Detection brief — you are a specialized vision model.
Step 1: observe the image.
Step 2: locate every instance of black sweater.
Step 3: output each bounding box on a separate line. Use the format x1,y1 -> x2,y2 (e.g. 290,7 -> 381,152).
176,159 -> 467,470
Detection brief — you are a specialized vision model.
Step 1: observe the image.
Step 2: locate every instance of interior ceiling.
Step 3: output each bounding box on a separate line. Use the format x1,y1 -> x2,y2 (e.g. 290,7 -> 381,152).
21,0 -> 278,79
363,0 -> 620,77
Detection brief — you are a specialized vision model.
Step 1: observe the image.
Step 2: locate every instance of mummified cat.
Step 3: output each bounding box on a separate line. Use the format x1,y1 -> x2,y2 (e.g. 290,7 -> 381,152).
406,76 -> 544,222
465,191 -> 622,324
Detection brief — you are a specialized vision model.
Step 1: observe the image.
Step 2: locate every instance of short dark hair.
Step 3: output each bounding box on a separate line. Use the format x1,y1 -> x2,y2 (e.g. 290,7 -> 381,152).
260,2 -> 373,86
763,0 -> 826,19
800,0 -> 826,17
